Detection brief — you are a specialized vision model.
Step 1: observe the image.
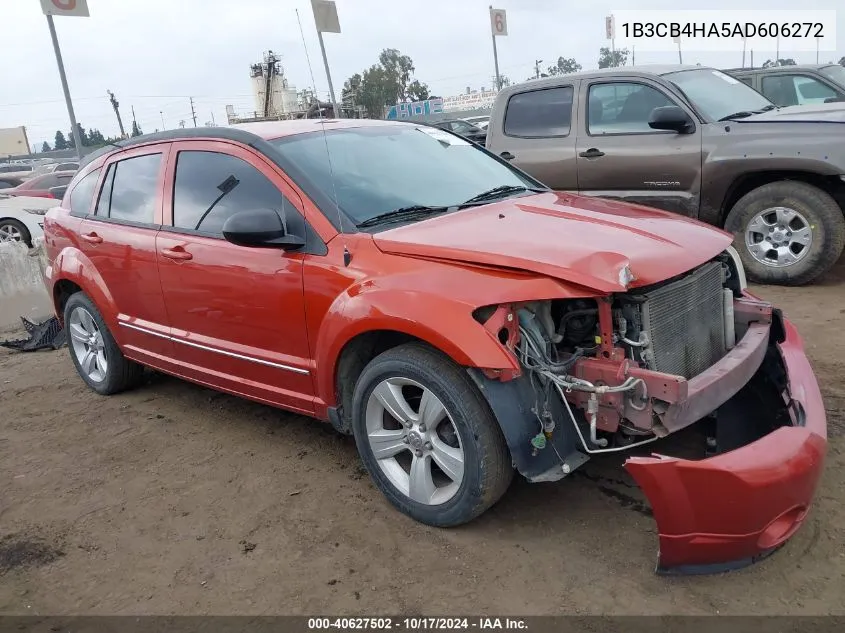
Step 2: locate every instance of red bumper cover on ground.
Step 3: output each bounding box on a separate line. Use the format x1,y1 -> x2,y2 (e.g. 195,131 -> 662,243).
625,317 -> 827,574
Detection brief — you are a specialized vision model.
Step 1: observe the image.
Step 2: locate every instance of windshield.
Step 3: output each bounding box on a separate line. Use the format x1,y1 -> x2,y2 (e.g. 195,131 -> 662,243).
820,64 -> 845,87
662,68 -> 773,121
270,125 -> 537,227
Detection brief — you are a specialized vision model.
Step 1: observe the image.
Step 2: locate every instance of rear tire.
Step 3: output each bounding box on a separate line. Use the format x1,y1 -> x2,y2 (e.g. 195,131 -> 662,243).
0,218 -> 31,246
351,343 -> 513,527
724,181 -> 845,285
64,292 -> 144,395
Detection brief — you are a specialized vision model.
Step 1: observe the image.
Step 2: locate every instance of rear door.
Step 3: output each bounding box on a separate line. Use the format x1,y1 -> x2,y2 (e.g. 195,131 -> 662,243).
488,83 -> 578,190
77,144 -> 174,364
155,140 -> 314,414
575,78 -> 702,216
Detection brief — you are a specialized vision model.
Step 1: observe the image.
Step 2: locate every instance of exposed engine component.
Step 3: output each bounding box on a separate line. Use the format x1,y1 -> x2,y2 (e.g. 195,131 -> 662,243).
515,301 -> 654,454
512,257 -> 739,457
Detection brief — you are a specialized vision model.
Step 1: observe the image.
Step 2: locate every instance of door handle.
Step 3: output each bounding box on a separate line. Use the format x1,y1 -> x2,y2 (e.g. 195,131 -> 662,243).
80,232 -> 103,244
579,148 -> 605,158
161,247 -> 193,261
499,151 -> 515,160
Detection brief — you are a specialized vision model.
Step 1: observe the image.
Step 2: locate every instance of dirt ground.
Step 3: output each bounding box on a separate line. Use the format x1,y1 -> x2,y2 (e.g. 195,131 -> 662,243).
1,260 -> 844,616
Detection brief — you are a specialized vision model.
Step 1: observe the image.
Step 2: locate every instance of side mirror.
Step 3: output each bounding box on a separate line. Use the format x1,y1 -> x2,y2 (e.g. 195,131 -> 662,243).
221,208 -> 306,250
648,106 -> 694,133
49,185 -> 68,199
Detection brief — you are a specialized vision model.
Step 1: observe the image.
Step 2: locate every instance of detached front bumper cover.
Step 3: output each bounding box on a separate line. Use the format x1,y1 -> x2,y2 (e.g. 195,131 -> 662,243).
625,317 -> 827,574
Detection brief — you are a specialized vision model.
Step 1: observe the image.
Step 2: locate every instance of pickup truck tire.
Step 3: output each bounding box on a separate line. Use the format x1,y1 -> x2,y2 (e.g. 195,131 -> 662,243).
351,342 -> 513,527
64,292 -> 144,395
725,181 -> 845,285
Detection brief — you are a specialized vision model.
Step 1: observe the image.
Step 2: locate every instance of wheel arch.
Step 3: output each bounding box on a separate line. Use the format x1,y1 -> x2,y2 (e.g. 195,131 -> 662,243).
719,171 -> 845,226
314,292 -> 520,428
49,247 -> 116,327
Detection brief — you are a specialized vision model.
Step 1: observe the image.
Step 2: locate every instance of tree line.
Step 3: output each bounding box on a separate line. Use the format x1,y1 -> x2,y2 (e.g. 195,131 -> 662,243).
40,121 -> 144,153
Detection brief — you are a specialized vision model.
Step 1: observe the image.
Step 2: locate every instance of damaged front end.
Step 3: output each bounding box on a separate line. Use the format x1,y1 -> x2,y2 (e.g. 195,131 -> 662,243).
469,248 -> 827,573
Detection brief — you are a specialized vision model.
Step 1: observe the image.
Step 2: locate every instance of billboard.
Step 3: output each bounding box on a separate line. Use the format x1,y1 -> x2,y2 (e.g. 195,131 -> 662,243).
385,98 -> 444,119
0,127 -> 30,157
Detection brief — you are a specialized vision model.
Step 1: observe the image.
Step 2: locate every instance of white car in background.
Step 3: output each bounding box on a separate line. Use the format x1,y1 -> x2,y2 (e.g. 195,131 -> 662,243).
0,195 -> 55,246
462,115 -> 490,130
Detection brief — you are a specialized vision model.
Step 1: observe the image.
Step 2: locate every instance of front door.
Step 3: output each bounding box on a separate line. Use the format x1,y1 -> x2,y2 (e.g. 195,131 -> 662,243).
155,141 -> 314,414
77,145 -> 174,364
575,79 -> 702,216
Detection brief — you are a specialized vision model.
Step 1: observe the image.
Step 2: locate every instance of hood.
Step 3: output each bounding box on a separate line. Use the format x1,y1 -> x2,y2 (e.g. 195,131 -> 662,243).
372,192 -> 733,293
743,102 -> 845,123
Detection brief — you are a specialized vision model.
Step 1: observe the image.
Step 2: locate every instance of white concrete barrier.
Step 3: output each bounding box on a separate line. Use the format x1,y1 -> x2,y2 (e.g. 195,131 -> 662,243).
0,240 -> 52,331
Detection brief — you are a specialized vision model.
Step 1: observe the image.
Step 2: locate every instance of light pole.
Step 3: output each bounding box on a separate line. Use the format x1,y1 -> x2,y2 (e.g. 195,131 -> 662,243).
42,0 -> 90,158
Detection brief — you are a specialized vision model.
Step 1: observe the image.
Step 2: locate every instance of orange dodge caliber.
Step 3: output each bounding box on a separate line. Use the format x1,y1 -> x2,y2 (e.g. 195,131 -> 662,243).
42,119 -> 826,574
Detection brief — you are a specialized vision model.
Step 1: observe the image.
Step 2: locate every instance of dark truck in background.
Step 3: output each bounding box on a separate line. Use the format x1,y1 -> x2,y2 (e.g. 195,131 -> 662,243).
727,64 -> 845,107
485,65 -> 845,285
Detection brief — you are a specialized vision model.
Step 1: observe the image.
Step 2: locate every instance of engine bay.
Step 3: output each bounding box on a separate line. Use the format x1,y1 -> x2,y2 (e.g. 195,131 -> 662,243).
476,251 -> 772,456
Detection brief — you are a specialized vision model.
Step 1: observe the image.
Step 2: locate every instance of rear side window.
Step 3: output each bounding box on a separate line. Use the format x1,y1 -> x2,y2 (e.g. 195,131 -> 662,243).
171,150 -> 300,235
504,86 -> 574,137
69,168 -> 101,215
95,154 -> 162,224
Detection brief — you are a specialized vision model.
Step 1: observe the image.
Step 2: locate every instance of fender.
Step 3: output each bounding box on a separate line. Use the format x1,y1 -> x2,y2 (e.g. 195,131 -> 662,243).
50,246 -> 116,326
313,286 -> 520,409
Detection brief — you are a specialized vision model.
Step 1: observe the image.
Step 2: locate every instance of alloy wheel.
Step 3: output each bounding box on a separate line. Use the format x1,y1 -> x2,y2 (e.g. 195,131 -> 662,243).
0,223 -> 22,243
365,376 -> 464,505
68,306 -> 108,382
745,206 -> 813,268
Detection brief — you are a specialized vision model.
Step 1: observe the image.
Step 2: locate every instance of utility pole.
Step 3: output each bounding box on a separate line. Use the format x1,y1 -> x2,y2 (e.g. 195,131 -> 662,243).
534,59 -> 543,79
211,111 -> 216,125
160,111 -> 165,130
190,97 -> 197,127
131,105 -> 138,136
107,90 -> 127,138
46,15 -> 84,159
632,45 -> 635,66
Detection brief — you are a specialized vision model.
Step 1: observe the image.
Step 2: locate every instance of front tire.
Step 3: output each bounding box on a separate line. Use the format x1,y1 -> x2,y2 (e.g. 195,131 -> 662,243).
0,218 -> 31,246
64,293 -> 144,395
724,181 -> 845,285
351,343 -> 513,527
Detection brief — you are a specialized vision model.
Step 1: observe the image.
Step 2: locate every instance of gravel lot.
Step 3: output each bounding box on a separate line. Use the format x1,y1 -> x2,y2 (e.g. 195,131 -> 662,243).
1,260 -> 843,616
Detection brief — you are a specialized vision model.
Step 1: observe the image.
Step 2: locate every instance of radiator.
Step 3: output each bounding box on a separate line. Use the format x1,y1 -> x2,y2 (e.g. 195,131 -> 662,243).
640,261 -> 727,379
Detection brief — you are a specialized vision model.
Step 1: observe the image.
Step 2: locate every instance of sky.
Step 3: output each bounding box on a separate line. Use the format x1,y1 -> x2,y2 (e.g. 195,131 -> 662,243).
2,0 -> 843,151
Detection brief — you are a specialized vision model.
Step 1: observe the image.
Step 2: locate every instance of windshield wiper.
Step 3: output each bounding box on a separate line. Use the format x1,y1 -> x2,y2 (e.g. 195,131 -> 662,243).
718,105 -> 777,122
718,111 -> 756,121
356,205 -> 452,228
460,185 -> 544,206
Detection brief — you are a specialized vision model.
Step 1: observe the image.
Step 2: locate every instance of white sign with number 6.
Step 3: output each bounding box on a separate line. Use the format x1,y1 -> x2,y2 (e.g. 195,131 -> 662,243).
490,8 -> 508,36
40,0 -> 90,17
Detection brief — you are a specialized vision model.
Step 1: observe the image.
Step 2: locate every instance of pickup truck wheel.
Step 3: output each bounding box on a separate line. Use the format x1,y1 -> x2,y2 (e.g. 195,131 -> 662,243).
64,292 -> 144,395
725,181 -> 845,285
351,343 -> 513,527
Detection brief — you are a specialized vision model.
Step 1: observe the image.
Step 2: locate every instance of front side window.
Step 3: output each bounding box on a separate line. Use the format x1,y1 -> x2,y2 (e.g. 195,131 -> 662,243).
761,74 -> 837,106
588,82 -> 676,134
663,68 -> 773,121
270,125 -> 537,227
504,87 -> 574,137
96,153 -> 162,224
69,168 -> 101,215
171,151 -> 298,235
